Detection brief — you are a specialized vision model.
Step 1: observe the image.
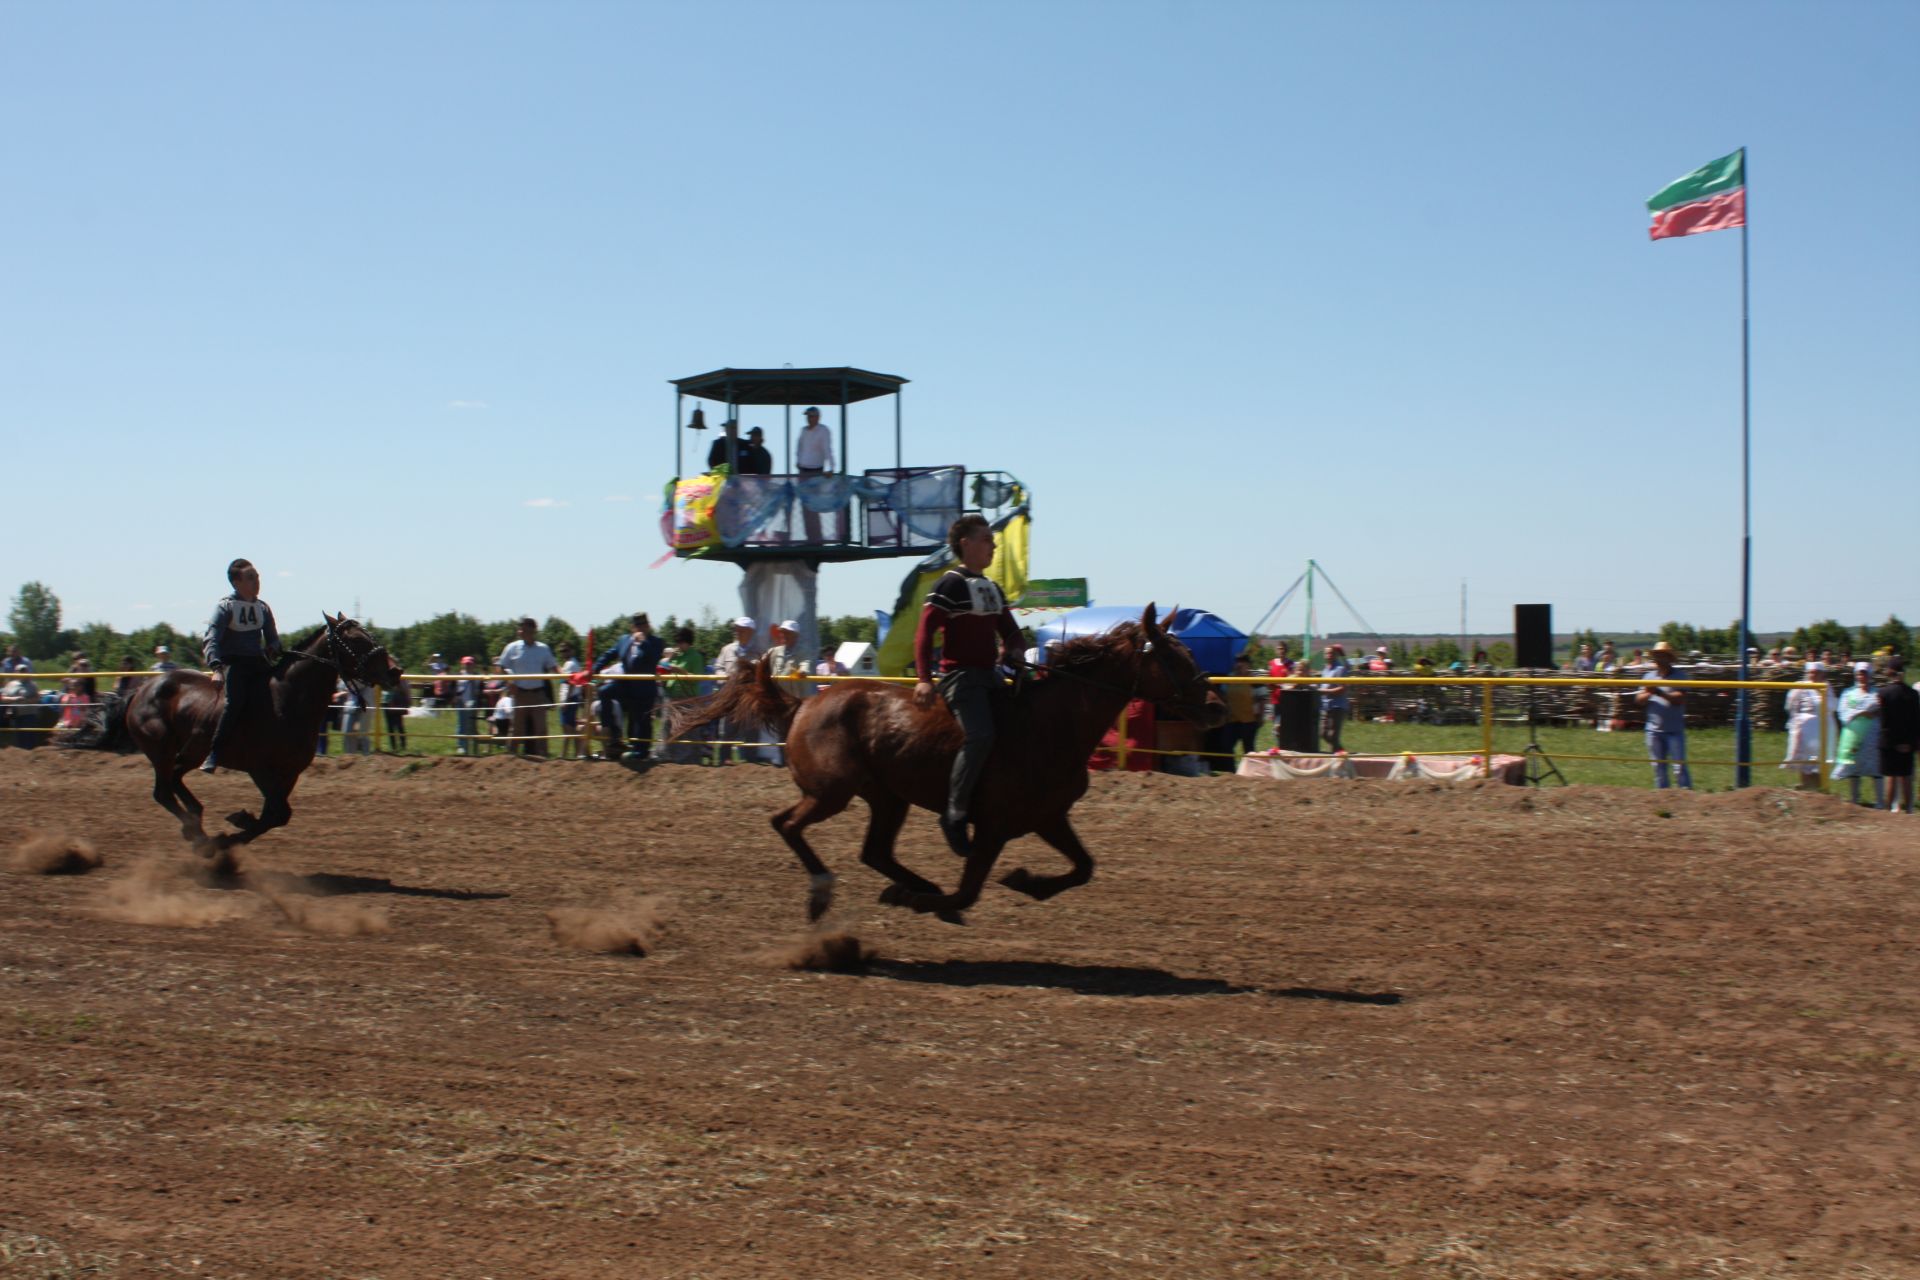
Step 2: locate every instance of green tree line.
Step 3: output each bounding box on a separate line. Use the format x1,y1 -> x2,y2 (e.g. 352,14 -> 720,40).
5,579 -> 1909,673
2,581 -> 882,674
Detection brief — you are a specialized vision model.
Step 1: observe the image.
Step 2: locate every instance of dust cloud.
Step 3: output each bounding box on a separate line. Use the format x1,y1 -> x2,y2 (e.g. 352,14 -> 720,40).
546,893 -> 670,956
776,932 -> 877,971
257,888 -> 392,937
97,857 -> 247,929
9,833 -> 103,875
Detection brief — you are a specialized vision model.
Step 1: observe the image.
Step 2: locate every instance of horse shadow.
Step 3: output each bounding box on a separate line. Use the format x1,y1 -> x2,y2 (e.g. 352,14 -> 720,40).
862,958 -> 1402,1004
193,867 -> 510,902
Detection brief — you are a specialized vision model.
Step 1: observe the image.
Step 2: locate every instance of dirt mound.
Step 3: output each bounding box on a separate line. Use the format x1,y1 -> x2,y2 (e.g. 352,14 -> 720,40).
9,833 -> 102,875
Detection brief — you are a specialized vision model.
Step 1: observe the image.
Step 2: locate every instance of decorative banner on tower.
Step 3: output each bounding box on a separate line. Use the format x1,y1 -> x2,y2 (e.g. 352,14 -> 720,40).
1647,149 -> 1746,241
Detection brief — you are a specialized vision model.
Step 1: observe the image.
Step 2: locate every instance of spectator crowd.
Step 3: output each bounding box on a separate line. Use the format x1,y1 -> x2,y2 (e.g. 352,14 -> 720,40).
3,619 -> 1917,811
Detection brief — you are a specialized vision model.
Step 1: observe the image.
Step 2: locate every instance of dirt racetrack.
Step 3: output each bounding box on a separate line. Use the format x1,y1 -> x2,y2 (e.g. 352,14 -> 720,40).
4,749 -> 1918,1280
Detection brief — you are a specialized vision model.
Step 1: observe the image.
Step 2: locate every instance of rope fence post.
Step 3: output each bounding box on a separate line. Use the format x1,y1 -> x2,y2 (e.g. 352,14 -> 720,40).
1481,681 -> 1494,772
582,627 -> 595,760
1818,681 -> 1830,791
1115,705 -> 1129,771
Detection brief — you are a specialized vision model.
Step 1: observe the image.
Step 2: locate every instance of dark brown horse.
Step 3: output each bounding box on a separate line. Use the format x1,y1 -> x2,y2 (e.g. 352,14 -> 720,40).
125,614 -> 403,861
672,603 -> 1224,924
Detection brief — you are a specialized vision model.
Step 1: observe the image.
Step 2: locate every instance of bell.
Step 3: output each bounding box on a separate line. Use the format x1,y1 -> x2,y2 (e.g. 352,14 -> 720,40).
688,406 -> 707,431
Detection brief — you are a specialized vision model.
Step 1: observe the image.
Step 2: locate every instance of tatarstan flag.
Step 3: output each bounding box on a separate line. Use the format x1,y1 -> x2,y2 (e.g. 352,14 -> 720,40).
1648,149 -> 1746,240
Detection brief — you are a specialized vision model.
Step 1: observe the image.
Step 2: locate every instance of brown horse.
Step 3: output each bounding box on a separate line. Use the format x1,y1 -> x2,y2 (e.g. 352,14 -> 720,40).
672,603 -> 1224,924
125,614 -> 403,861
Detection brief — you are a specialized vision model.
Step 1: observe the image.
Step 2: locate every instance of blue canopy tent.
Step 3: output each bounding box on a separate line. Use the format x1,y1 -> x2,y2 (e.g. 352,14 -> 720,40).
1033,606 -> 1248,676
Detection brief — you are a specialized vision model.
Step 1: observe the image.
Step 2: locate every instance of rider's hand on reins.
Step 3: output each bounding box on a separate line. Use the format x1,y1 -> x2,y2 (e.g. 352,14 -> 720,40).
913,680 -> 936,708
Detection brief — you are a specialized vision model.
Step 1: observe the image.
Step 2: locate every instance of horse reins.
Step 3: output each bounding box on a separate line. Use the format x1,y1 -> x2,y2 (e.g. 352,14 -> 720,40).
1037,636 -> 1217,723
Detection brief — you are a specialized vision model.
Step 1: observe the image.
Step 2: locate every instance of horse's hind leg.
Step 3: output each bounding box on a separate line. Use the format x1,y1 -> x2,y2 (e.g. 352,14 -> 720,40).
1000,815 -> 1096,902
153,768 -> 209,849
772,790 -> 851,922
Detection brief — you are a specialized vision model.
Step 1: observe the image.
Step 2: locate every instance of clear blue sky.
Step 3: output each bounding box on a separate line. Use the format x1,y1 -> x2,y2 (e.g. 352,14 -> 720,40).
5,1 -> 1914,642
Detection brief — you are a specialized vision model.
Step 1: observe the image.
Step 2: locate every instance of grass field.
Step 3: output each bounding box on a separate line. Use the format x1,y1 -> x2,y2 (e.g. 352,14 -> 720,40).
355,703 -> 1823,793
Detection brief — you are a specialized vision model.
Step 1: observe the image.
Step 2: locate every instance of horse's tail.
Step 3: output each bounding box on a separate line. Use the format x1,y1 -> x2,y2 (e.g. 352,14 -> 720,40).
60,691 -> 135,753
666,656 -> 801,745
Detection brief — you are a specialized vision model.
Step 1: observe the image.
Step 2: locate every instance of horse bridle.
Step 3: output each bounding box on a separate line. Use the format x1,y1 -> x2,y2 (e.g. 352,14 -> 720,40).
297,617 -> 391,692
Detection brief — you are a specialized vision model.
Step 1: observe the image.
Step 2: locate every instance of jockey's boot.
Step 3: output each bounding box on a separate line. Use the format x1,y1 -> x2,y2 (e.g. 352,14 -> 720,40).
938,810 -> 973,857
199,754 -> 218,774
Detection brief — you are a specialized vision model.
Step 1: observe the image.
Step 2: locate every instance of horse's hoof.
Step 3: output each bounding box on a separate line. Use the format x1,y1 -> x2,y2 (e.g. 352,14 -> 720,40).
225,810 -> 259,831
877,884 -> 913,909
934,909 -> 968,927
1000,867 -> 1035,894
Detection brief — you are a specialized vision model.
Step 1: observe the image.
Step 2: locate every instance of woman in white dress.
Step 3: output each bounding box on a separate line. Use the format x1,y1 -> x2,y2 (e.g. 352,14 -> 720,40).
1780,661 -> 1826,791
1832,661 -> 1884,808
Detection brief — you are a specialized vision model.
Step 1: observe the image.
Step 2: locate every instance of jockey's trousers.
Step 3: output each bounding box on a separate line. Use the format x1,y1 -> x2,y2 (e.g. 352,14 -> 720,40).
938,667 -> 999,823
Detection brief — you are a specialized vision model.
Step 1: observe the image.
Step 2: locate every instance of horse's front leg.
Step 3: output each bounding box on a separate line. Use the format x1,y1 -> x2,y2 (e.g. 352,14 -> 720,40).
1000,815 -> 1095,901
221,776 -> 293,847
868,798 -> 968,926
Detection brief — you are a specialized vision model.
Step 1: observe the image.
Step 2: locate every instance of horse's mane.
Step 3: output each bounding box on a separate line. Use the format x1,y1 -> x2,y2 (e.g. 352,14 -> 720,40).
1044,623 -> 1141,673
288,625 -> 329,654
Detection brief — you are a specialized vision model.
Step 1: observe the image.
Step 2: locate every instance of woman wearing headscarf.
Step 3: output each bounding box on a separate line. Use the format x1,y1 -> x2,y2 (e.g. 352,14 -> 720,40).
1832,661 -> 1884,808
1780,661 -> 1827,791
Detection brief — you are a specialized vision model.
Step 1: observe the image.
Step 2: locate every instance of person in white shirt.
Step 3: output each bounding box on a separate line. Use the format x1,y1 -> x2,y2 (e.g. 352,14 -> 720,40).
495,617 -> 558,757
795,407 -> 836,543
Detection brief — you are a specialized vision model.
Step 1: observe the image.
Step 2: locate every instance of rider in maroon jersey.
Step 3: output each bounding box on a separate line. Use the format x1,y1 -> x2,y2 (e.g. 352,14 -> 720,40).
914,514 -> 1026,854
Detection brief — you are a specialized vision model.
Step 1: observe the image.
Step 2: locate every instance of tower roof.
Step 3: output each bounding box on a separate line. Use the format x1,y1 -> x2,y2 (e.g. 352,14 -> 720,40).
670,367 -> 907,406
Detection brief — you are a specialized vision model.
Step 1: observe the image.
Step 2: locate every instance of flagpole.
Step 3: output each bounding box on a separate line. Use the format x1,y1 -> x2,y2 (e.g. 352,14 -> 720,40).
1735,146 -> 1752,788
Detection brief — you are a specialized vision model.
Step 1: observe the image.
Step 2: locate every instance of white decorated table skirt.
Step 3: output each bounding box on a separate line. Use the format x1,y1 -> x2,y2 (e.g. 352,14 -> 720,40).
1235,751 -> 1528,785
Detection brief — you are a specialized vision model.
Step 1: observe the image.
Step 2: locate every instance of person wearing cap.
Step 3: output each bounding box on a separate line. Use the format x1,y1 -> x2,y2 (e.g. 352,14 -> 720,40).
593,612 -> 666,761
425,652 -> 450,708
761,619 -> 812,765
1,644 -> 33,698
914,514 -> 1027,854
706,419 -> 743,472
735,428 -> 773,477
453,656 -> 485,754
1878,657 -> 1918,814
152,644 -> 179,673
200,557 -> 282,773
766,620 -> 813,695
494,617 -> 558,758
1833,661 -> 1884,808
1635,641 -> 1692,790
795,408 -> 836,542
713,617 -> 764,764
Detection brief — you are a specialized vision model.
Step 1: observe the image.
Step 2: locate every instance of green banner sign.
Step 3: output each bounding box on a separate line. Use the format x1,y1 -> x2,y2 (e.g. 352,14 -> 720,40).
1015,578 -> 1088,609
